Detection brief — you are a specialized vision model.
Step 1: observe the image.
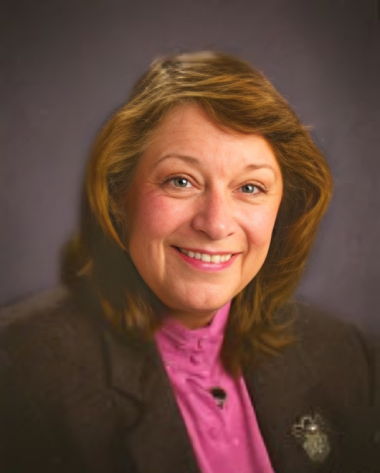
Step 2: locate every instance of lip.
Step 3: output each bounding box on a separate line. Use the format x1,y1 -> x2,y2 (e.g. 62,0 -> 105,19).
173,246 -> 238,272
176,246 -> 236,256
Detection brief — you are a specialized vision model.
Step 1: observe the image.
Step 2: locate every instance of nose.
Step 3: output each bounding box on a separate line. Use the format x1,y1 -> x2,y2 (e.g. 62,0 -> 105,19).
191,187 -> 238,240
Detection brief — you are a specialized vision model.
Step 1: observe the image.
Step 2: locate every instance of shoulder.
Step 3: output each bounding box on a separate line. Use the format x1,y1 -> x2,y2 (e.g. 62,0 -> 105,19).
290,301 -> 372,357
276,301 -> 377,405
292,302 -> 374,367
247,300 -> 377,408
0,288 -> 106,400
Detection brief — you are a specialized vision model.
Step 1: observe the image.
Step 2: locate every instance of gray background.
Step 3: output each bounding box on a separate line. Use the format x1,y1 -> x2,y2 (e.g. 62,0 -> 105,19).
1,0 -> 379,337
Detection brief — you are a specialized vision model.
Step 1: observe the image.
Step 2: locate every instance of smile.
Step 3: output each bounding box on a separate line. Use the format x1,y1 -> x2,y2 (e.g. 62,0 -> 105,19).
178,248 -> 233,263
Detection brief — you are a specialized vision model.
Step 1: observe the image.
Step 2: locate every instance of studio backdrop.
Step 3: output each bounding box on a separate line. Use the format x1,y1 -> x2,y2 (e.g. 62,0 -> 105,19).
1,0 -> 379,338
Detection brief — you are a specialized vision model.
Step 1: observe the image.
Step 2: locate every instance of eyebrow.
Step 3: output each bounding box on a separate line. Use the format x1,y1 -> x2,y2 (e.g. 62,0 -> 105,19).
154,153 -> 277,175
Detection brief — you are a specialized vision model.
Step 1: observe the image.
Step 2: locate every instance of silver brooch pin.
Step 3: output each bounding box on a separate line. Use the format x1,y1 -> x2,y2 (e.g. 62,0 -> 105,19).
291,413 -> 331,463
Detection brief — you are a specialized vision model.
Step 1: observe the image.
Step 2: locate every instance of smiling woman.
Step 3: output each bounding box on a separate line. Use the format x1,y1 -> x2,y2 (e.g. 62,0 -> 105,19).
0,52 -> 379,473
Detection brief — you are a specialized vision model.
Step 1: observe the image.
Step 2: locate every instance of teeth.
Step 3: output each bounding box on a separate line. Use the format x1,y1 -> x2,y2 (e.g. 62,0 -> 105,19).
179,248 -> 233,263
211,255 -> 221,263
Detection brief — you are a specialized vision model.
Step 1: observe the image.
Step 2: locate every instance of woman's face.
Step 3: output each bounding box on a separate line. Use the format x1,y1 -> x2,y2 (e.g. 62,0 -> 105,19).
126,104 -> 283,328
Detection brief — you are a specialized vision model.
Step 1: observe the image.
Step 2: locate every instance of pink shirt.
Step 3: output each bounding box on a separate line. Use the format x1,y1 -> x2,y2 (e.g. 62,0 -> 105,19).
155,302 -> 274,473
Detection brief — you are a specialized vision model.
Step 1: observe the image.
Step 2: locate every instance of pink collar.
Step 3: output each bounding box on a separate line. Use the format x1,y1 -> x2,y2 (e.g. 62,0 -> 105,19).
155,301 -> 231,379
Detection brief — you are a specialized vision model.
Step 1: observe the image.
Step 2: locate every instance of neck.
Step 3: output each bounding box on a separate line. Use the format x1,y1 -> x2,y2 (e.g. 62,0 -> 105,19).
162,300 -> 232,330
165,309 -> 218,330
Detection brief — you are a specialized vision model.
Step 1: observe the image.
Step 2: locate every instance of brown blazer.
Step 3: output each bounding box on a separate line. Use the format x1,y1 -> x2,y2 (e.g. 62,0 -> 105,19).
0,292 -> 379,473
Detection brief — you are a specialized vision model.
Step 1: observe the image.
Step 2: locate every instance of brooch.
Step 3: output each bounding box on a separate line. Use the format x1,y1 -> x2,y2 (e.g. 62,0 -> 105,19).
291,413 -> 331,463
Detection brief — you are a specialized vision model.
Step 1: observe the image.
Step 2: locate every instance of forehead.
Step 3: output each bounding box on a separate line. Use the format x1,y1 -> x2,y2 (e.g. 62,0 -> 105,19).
139,103 -> 281,174
150,103 -> 252,146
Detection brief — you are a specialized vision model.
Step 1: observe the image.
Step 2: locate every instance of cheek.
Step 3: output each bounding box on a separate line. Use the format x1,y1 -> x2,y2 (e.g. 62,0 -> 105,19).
243,206 -> 279,249
128,192 -> 188,249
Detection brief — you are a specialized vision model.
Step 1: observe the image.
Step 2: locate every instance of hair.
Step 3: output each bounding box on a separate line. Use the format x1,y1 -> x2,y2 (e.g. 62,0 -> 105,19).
63,51 -> 333,375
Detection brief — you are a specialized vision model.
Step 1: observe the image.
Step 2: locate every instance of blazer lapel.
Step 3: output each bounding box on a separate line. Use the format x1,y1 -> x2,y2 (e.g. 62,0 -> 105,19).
102,328 -> 200,473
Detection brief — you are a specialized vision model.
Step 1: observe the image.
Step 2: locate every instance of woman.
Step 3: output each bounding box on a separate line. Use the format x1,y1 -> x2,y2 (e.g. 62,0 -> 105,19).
0,52 -> 378,473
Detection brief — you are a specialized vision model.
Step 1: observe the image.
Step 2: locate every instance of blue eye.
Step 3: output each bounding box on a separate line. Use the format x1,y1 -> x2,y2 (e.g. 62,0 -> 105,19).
241,184 -> 258,194
172,177 -> 190,187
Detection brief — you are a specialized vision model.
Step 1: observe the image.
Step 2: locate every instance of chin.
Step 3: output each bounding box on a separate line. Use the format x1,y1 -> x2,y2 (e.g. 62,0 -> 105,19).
165,291 -> 233,315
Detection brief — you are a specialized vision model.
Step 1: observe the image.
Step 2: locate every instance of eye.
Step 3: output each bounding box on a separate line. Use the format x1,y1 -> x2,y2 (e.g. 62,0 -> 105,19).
241,184 -> 261,194
170,176 -> 192,188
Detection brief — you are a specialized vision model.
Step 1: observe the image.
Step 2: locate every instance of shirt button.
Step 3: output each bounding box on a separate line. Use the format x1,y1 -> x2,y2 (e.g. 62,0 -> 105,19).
190,355 -> 202,365
198,338 -> 205,349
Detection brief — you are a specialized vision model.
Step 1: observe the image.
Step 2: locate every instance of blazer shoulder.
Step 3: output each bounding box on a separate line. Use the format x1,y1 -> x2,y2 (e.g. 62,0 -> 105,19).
280,301 -> 377,405
0,288 -> 106,394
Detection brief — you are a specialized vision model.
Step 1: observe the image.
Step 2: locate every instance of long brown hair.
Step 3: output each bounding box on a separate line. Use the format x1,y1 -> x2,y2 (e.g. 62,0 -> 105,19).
63,52 -> 333,375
